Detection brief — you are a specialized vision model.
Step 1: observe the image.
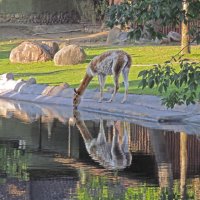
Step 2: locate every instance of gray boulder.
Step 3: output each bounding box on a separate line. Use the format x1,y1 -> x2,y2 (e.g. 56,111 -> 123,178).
167,31 -> 181,42
10,41 -> 52,63
54,44 -> 86,66
118,32 -> 129,43
107,27 -> 129,44
106,27 -> 121,44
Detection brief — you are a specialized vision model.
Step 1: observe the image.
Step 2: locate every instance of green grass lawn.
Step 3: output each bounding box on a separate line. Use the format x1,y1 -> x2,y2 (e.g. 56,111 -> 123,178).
0,40 -> 200,96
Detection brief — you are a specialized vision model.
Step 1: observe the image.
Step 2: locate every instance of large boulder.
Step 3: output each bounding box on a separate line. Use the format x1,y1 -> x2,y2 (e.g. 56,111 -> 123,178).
106,27 -> 129,44
54,44 -> 86,66
10,41 -> 52,63
167,31 -> 181,42
106,27 -> 121,44
41,41 -> 59,58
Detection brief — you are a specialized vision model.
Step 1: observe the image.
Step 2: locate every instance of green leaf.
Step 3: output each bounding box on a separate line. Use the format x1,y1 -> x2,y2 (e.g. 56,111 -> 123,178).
138,79 -> 147,89
138,70 -> 148,78
148,78 -> 155,88
158,85 -> 164,93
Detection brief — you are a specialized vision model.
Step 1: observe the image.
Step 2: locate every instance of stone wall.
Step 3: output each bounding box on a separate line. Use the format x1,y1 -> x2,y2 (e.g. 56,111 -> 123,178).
0,12 -> 80,24
0,0 -> 95,24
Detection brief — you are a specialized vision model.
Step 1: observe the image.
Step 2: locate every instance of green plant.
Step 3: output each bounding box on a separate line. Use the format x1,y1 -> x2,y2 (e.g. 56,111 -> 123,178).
106,0 -> 200,53
138,58 -> 200,108
94,0 -> 109,22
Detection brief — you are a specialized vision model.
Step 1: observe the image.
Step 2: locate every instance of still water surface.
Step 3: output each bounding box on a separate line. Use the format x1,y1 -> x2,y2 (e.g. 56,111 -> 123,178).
0,107 -> 199,200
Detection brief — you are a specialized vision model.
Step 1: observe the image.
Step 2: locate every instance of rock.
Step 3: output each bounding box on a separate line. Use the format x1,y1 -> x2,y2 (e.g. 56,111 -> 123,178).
107,27 -> 129,44
54,44 -> 86,65
1,73 -> 14,81
106,27 -> 121,44
118,32 -> 129,43
41,41 -> 59,58
27,77 -> 36,84
59,82 -> 70,88
160,37 -> 171,44
41,83 -> 69,96
167,31 -> 181,42
10,41 -> 52,63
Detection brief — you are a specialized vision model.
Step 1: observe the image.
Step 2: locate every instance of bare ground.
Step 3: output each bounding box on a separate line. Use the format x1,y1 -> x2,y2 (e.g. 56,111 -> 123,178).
0,23 -> 108,46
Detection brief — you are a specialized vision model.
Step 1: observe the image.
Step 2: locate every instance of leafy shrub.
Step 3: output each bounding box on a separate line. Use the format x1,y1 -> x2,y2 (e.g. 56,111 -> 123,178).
138,59 -> 200,108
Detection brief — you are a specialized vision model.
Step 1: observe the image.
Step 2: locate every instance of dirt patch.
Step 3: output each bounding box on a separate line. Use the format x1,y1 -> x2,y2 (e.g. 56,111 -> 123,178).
0,23 -> 108,46
0,25 -> 32,40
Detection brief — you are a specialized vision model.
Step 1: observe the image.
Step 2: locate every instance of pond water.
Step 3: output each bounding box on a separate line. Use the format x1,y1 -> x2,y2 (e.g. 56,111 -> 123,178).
0,101 -> 199,200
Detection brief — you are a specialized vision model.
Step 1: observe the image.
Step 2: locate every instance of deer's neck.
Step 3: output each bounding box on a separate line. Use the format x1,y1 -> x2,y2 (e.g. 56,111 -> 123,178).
76,119 -> 93,142
76,73 -> 93,96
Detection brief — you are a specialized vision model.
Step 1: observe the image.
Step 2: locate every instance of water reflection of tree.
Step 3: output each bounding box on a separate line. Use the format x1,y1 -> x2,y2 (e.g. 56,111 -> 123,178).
71,111 -> 198,199
0,103 -> 199,199
149,129 -> 174,199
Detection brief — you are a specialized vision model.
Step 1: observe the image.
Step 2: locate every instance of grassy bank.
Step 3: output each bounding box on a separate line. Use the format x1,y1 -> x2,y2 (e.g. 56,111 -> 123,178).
0,40 -> 200,96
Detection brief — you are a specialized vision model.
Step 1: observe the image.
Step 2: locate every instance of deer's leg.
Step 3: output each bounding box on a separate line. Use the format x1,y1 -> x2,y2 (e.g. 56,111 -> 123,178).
121,122 -> 132,167
121,68 -> 129,103
98,74 -> 106,103
107,75 -> 119,103
97,119 -> 107,145
121,122 -> 129,153
111,124 -> 124,167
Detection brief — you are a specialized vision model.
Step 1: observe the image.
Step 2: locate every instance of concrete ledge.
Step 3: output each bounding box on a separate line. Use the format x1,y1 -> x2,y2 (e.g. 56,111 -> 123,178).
0,98 -> 199,135
0,73 -> 199,129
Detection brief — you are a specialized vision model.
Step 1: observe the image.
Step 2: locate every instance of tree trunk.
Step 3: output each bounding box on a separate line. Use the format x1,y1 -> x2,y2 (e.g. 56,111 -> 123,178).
149,129 -> 173,198
181,0 -> 191,54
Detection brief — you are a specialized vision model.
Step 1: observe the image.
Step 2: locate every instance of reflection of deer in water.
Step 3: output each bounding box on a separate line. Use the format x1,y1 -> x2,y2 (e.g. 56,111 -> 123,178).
73,50 -> 132,108
71,110 -> 132,170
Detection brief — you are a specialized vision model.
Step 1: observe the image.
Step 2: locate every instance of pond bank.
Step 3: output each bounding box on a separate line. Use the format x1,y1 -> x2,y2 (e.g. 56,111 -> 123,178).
0,74 -> 199,129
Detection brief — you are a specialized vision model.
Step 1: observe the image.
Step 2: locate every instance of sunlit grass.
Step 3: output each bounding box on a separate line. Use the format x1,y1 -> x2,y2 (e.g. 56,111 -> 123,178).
0,40 -> 200,96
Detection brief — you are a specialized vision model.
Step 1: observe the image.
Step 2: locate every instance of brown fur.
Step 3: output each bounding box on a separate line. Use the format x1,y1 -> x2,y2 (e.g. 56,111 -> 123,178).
72,110 -> 132,169
114,54 -> 125,76
73,50 -> 132,108
90,51 -> 113,73
76,74 -> 93,95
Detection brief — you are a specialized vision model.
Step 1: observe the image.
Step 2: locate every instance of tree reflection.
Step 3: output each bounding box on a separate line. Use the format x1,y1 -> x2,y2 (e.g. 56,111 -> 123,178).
149,129 -> 174,199
180,132 -> 188,200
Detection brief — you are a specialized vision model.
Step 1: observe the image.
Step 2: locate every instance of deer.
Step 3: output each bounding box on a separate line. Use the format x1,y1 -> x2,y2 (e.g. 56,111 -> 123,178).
69,110 -> 132,170
73,50 -> 132,109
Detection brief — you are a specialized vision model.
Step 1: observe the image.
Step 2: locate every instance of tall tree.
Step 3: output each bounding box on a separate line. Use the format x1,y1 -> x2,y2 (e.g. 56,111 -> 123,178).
107,0 -> 200,53
107,0 -> 200,107
181,0 -> 190,54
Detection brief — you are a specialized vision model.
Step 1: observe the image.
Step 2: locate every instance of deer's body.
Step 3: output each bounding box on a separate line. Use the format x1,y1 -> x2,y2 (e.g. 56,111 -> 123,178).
71,110 -> 132,170
73,50 -> 132,108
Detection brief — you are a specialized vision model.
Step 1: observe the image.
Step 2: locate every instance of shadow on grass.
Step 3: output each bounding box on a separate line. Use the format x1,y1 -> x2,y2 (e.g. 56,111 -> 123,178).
0,51 -> 10,59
